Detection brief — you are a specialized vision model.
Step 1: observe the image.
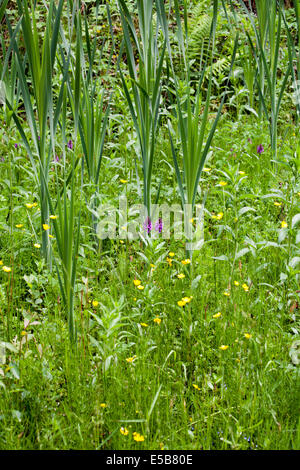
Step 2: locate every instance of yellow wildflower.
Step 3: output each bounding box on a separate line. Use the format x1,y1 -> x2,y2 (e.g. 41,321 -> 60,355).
281,220 -> 288,228
181,258 -> 191,265
234,281 -> 239,286
25,203 -> 34,209
203,167 -> 211,172
239,171 -> 246,175
177,273 -> 185,279
2,266 -> 11,273
177,300 -> 185,307
34,243 -> 41,248
137,285 -> 144,290
120,427 -> 129,436
21,330 -> 27,336
43,224 -> 50,231
219,181 -> 228,187
223,291 -> 230,297
219,345 -> 229,350
213,312 -> 222,319
166,257 -> 172,266
244,333 -> 252,339
15,224 -> 23,228
242,283 -> 249,292
50,215 -> 58,220
120,179 -> 128,184
0,260 -> 3,266
274,202 -> 282,207
168,252 -> 175,257
153,317 -> 161,324
193,384 -> 200,390
92,300 -> 99,308
100,403 -> 107,408
133,432 -> 144,442
133,279 -> 141,286
126,356 -> 136,363
140,322 -> 148,327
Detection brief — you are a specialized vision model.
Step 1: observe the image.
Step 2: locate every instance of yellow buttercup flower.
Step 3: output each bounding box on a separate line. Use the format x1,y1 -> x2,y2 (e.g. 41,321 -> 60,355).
140,322 -> 148,327
133,432 -> 144,442
281,220 -> 288,229
100,403 -> 107,408
203,167 -> 211,172
92,300 -> 99,308
2,266 -> 11,273
43,224 -> 50,231
178,296 -> 192,307
126,356 -> 136,363
120,427 -> 129,436
153,317 -> 161,324
34,243 -> 41,248
50,215 -> 58,220
120,179 -> 128,184
133,279 -> 141,286
234,281 -> 239,286
242,283 -> 249,292
213,312 -> 222,319
223,291 -> 230,297
274,202 -> 282,207
239,171 -> 246,175
193,384 -> 200,390
0,260 -> 3,266
244,333 -> 252,339
15,224 -> 23,228
219,181 -> 228,187
219,345 -> 229,350
166,257 -> 172,266
212,212 -> 224,220
137,285 -> 144,290
25,203 -> 34,209
168,252 -> 175,257
21,330 -> 27,336
181,258 -> 191,265
177,273 -> 185,279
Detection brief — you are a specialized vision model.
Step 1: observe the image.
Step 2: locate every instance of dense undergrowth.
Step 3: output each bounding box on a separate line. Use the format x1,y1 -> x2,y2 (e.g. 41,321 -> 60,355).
0,0 -> 299,450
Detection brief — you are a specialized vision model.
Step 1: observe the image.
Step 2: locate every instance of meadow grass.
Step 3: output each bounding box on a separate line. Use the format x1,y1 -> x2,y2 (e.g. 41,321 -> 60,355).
0,0 -> 299,451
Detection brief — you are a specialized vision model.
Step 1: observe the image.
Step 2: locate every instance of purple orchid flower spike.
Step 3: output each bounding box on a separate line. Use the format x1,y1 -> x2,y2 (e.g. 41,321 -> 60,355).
67,139 -> 73,150
143,216 -> 152,234
257,144 -> 264,154
155,218 -> 163,233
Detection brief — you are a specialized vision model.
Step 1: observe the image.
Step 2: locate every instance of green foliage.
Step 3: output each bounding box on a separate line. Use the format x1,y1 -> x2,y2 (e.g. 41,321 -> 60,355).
0,0 -> 299,451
